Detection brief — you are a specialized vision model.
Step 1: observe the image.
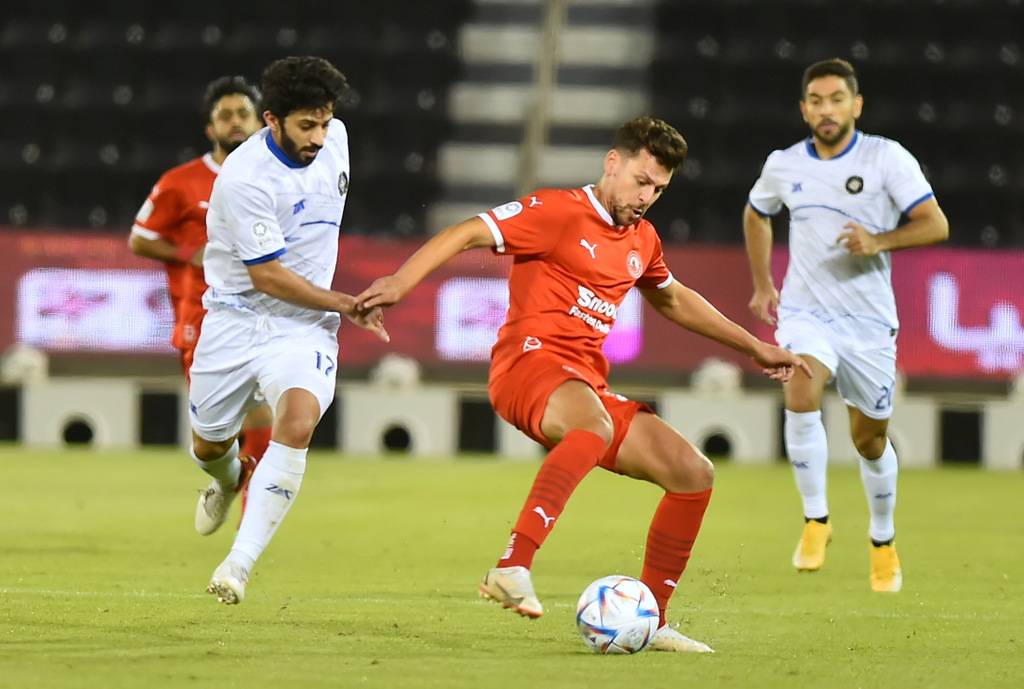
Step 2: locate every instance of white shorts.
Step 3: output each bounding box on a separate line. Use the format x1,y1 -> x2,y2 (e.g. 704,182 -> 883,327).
188,309 -> 339,441
776,314 -> 897,420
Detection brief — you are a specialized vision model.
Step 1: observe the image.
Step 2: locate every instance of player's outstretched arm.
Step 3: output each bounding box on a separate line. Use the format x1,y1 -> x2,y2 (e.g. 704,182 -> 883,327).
355,216 -> 496,309
640,281 -> 812,382
246,259 -> 388,342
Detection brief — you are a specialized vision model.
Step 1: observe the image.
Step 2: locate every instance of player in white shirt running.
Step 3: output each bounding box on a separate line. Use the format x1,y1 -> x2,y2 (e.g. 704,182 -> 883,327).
188,56 -> 388,604
743,58 -> 949,593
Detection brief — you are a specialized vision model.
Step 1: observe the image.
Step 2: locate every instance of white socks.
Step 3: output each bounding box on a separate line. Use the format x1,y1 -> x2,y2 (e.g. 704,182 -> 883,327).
859,439 -> 898,543
784,410 -> 829,520
191,439 -> 241,490
785,409 -> 898,542
229,441 -> 307,570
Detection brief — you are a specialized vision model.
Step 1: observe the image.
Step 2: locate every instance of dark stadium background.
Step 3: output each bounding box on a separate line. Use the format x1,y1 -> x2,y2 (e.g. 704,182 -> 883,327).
1,0 -> 1020,245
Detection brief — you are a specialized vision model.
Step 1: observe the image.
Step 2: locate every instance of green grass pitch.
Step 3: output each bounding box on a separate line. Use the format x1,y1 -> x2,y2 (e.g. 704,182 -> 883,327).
2,445 -> 1023,689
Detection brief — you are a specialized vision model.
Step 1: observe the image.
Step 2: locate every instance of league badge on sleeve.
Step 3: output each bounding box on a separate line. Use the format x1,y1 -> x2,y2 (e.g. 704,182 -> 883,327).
492,201 -> 524,221
338,171 -> 349,196
251,220 -> 273,249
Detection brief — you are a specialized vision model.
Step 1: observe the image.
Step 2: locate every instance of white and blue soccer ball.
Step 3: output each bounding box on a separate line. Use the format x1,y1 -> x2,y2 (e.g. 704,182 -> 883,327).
576,575 -> 659,654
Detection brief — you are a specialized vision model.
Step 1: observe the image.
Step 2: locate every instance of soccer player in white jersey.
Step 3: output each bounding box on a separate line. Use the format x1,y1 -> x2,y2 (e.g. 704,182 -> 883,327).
188,55 -> 388,604
744,58 -> 949,592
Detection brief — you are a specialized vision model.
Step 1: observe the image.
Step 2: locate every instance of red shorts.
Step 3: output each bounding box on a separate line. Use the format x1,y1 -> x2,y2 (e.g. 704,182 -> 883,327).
488,350 -> 652,472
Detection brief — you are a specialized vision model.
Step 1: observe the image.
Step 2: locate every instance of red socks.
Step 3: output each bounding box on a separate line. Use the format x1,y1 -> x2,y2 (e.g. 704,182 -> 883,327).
240,426 -> 272,462
497,429 -> 607,569
495,428 -> 712,629
641,489 -> 712,627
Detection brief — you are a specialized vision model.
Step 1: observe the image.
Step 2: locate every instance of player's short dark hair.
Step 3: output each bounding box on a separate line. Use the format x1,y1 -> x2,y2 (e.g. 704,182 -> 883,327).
261,56 -> 349,120
802,58 -> 859,99
201,76 -> 261,123
613,116 -> 688,171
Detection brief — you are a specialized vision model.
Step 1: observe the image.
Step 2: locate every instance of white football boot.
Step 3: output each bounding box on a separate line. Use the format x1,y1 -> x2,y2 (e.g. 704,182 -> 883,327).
207,560 -> 250,605
479,566 -> 543,618
647,624 -> 714,653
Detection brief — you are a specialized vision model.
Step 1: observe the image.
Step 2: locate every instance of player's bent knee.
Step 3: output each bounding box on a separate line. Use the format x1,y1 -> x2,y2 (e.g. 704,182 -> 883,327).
192,436 -> 236,462
655,446 -> 714,494
687,452 -> 715,491
272,416 -> 316,449
586,421 -> 615,448
853,435 -> 886,460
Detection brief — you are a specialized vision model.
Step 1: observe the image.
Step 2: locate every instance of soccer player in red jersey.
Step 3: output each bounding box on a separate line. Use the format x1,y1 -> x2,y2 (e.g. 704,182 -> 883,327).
129,77 -> 273,474
356,117 -> 812,652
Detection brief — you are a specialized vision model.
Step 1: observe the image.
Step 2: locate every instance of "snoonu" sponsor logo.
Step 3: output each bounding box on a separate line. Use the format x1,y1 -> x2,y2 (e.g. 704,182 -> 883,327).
568,285 -> 621,333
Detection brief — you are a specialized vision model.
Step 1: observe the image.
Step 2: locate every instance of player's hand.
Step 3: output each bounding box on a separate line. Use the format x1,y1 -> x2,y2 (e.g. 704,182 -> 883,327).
346,304 -> 390,342
748,287 -> 780,326
355,276 -> 407,310
751,343 -> 812,383
837,222 -> 881,257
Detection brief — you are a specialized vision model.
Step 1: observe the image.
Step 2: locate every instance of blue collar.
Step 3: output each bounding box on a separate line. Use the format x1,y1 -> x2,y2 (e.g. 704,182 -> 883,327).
805,130 -> 859,160
265,133 -> 306,169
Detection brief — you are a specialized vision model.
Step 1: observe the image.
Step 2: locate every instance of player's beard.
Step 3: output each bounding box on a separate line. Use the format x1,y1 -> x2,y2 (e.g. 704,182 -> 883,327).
812,119 -> 852,148
279,131 -> 321,166
217,136 -> 246,155
611,201 -> 645,227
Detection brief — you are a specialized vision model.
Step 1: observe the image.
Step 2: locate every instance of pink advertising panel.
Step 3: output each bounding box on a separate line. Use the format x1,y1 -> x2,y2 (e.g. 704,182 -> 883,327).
2,229 -> 1021,383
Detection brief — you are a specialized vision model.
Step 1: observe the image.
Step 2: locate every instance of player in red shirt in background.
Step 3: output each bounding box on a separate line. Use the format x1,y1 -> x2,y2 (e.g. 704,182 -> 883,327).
356,117 -> 812,652
129,76 -> 274,508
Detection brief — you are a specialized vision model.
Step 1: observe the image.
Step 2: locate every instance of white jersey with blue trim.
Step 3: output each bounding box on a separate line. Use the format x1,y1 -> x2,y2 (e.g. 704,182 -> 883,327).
203,120 -> 350,330
748,131 -> 934,346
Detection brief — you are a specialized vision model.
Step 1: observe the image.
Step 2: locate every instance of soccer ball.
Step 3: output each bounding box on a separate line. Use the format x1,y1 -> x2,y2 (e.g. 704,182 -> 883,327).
576,575 -> 659,654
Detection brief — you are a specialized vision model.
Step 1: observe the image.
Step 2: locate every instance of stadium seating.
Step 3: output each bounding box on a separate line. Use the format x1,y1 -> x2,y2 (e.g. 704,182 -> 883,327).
1,1 -> 1020,245
0,1 -> 473,234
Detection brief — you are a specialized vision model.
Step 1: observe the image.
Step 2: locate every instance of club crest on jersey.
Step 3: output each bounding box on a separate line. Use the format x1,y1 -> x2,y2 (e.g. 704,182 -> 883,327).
338,172 -> 349,196
626,250 -> 643,278
845,175 -> 864,194
492,201 -> 523,221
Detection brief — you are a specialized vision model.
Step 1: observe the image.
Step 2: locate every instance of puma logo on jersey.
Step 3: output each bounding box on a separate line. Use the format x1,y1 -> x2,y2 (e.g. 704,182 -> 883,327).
529,196 -> 543,207
533,506 -> 556,528
579,238 -> 597,259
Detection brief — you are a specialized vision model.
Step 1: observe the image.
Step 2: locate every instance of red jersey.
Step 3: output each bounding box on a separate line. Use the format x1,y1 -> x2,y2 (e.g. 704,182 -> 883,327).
481,185 -> 673,382
132,154 -> 219,352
